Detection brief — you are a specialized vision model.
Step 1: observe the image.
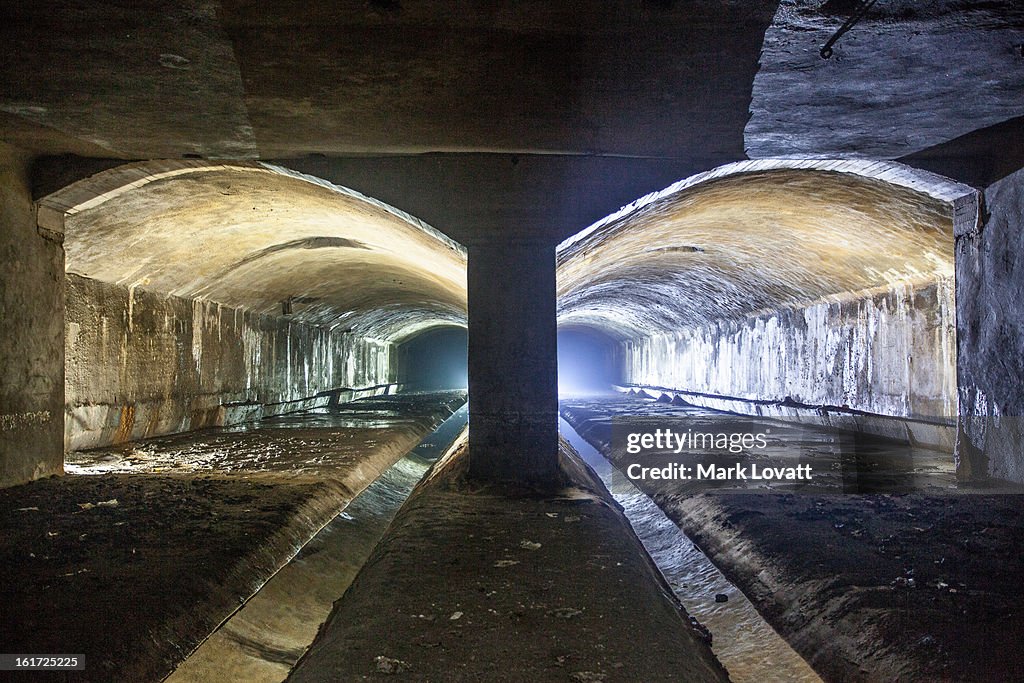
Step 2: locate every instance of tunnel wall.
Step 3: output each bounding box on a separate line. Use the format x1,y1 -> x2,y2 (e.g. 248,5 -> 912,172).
0,144 -> 65,486
65,274 -> 395,451
956,166 -> 1024,482
621,279 -> 957,448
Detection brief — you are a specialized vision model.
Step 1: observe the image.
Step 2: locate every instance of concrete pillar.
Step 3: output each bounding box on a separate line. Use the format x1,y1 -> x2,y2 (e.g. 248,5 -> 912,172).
0,143 -> 65,487
467,241 -> 559,484
954,166 -> 1024,483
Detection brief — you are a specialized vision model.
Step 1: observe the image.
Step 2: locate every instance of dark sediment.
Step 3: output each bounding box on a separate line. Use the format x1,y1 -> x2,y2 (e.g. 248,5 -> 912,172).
562,395 -> 1024,682
0,392 -> 463,682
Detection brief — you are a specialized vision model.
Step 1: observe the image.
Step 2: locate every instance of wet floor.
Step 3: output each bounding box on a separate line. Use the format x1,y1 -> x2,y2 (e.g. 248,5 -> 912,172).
16,390 -> 1018,681
559,393 -> 1024,682
560,392 -> 958,495
165,406 -> 469,683
0,392 -> 465,682
557,392 -> 959,681
560,416 -> 821,683
67,392 -> 466,478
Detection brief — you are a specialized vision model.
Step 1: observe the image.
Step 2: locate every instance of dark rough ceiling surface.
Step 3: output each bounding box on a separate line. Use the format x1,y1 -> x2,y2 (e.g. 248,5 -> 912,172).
2,0 -> 1024,243
746,0 -> 1024,159
899,114 -> 1024,189
217,0 -> 777,158
0,1 -> 255,158
0,1 -> 777,160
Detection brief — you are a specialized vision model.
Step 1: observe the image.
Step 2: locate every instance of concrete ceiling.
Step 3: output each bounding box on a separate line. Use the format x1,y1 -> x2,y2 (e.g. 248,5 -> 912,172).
748,0 -> 1024,159
4,1 -> 1023,339
54,165 -> 467,341
556,166 -> 955,339
0,1 -> 776,160
3,1 -> 1021,204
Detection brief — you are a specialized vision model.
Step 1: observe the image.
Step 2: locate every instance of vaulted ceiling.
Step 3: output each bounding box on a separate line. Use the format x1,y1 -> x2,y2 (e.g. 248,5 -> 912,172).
5,1 -> 1024,338
556,162 -> 965,338
44,162 -> 466,341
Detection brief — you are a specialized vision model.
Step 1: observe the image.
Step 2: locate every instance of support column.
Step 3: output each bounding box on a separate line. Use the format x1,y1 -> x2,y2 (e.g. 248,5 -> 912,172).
0,143 -> 65,487
467,241 -> 559,484
955,167 -> 1024,483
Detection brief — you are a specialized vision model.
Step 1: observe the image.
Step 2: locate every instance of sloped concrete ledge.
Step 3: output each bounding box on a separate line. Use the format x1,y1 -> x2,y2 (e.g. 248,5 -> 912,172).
65,384 -> 401,453
287,438 -> 729,683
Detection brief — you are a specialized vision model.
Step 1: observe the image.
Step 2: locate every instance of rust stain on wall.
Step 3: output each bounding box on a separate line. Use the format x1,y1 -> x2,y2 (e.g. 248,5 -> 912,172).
114,404 -> 136,444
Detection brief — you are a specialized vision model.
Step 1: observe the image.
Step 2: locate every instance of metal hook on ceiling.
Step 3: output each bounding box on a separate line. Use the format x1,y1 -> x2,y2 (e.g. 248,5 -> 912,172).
820,0 -> 879,59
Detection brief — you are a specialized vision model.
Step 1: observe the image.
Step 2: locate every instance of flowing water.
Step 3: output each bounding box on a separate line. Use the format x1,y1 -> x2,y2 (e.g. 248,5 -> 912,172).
560,416 -> 822,683
164,404 -> 468,683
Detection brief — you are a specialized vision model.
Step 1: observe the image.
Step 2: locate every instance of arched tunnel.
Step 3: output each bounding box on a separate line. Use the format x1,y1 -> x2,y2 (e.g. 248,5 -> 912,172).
557,161 -> 961,434
3,2 -> 1024,682
47,161 -> 468,451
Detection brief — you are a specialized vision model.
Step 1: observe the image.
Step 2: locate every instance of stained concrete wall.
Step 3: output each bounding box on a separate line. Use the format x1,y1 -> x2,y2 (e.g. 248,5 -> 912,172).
0,144 -> 65,486
65,274 -> 395,451
621,279 -> 957,448
955,166 -> 1024,482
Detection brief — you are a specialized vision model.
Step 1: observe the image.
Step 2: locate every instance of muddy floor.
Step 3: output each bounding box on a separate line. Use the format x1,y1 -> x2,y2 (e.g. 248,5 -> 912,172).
560,417 -> 821,683
0,474 -> 346,682
168,408 -> 468,683
562,394 -> 1024,682
0,392 -> 463,682
676,491 -> 1024,683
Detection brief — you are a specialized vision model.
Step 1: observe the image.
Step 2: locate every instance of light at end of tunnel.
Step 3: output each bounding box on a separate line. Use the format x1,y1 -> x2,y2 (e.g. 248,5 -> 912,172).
557,330 -> 617,398
397,327 -> 468,391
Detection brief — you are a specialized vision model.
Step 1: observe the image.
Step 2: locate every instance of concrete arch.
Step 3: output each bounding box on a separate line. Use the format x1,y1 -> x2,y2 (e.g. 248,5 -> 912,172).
556,159 -> 979,447
557,158 -> 975,340
40,160 -> 467,450
39,160 -> 467,342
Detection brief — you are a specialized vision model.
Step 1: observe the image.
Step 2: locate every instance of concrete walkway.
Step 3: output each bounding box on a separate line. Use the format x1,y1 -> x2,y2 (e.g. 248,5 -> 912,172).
288,440 -> 729,683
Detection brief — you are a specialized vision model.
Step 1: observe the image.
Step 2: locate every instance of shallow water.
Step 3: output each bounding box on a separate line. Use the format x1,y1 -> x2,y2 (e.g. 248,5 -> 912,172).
166,407 -> 468,683
67,392 -> 464,477
561,393 -> 958,495
560,416 -> 822,683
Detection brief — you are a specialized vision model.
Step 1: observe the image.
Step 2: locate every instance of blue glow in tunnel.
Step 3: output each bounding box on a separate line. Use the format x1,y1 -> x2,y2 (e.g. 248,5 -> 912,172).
397,326 -> 468,390
557,329 -> 619,397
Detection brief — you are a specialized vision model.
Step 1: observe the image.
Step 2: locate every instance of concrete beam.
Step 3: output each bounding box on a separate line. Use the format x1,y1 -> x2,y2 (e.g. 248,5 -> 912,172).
467,242 -> 558,484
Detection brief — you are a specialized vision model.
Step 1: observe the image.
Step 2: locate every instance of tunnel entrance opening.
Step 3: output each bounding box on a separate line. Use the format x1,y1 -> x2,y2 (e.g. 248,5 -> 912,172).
37,161 -> 468,456
557,328 -> 619,397
556,158 -> 977,459
396,325 -> 468,392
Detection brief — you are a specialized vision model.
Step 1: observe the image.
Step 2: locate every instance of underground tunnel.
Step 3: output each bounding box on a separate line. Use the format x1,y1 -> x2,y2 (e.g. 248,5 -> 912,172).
3,1 -> 1024,682
45,161 -> 468,452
